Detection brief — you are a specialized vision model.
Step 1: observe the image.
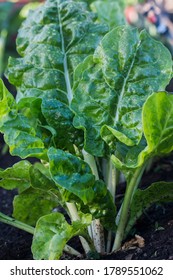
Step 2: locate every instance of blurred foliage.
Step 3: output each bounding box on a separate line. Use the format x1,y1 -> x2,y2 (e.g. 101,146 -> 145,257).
0,1 -> 43,77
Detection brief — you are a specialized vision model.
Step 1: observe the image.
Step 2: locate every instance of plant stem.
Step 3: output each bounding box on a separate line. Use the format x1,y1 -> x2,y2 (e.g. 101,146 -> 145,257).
107,158 -> 117,200
66,202 -> 91,254
106,158 -> 117,253
91,219 -> 105,253
112,165 -> 146,252
0,212 -> 34,234
82,150 -> 105,253
64,245 -> 83,258
82,149 -> 99,180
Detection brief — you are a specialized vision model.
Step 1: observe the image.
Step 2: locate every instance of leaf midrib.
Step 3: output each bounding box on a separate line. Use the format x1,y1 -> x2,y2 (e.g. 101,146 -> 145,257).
57,0 -> 73,104
114,40 -> 141,124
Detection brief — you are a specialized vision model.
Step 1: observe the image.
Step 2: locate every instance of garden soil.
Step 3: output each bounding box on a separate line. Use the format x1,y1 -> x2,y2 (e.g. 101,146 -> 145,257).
0,134 -> 173,260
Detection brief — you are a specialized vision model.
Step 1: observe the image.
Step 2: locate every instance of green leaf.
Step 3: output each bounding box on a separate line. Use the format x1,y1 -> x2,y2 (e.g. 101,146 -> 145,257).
29,163 -> 62,202
6,0 -> 108,105
1,114 -> 46,159
111,92 -> 173,175
41,97 -> 84,151
48,147 -> 95,204
13,187 -> 58,226
72,26 -> 172,156
125,182 -> 173,237
0,79 -> 16,128
29,164 -> 57,192
31,212 -> 91,260
143,91 -> 173,155
91,0 -> 126,29
0,161 -> 31,191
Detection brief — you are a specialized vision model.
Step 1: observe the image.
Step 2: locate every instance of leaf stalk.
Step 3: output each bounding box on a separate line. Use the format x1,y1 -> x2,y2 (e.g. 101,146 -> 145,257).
112,164 -> 146,252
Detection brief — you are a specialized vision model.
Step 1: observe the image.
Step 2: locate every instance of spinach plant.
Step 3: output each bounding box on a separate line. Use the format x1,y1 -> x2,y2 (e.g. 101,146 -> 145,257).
0,0 -> 173,259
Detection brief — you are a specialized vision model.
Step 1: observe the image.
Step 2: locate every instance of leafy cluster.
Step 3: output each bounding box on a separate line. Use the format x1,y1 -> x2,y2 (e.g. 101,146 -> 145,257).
0,0 -> 173,259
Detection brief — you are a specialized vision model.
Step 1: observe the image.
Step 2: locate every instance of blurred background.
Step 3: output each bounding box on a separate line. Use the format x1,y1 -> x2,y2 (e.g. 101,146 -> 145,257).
125,0 -> 173,55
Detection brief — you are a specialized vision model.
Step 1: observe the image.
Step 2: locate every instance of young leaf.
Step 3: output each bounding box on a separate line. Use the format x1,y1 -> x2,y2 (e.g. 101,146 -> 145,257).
111,92 -> 173,176
125,182 -> 173,237
143,91 -> 173,155
32,212 -> 91,260
72,26 -> 172,156
0,161 -> 31,191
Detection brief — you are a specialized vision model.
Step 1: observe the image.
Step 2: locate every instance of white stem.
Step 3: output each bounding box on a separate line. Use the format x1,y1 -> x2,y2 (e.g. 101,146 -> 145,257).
106,158 -> 117,253
82,149 -> 99,180
82,149 -> 105,253
107,159 -> 117,198
64,245 -> 82,258
91,219 -> 105,253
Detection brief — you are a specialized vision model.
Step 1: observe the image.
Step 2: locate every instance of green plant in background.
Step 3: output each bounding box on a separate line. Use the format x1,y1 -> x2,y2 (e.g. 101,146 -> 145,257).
0,0 -> 173,260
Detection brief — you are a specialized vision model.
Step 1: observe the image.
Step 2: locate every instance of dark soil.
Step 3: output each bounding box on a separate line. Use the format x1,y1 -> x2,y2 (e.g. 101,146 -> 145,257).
0,131 -> 173,260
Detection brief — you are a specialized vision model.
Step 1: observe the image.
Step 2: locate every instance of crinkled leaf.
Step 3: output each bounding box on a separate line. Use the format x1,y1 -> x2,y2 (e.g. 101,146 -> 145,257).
48,147 -> 95,204
125,182 -> 173,237
41,97 -> 83,151
6,0 -> 108,105
13,187 -> 58,226
1,114 -> 47,160
72,26 -> 172,156
0,83 -> 53,157
91,0 -> 126,29
5,0 -> 107,154
0,161 -> 31,191
32,212 -> 91,260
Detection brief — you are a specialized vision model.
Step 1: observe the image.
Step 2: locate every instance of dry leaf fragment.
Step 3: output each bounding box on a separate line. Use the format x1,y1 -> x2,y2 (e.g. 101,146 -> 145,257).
122,234 -> 145,250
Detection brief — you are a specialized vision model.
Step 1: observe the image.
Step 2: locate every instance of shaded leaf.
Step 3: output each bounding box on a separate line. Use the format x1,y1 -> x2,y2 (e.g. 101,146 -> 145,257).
48,147 -> 95,204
